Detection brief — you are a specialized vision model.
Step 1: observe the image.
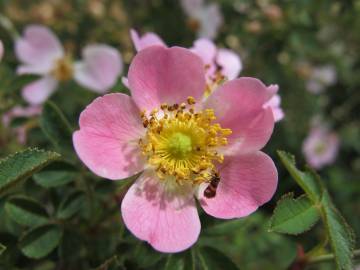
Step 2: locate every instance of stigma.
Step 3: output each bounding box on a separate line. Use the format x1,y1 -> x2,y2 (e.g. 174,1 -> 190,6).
139,96 -> 232,186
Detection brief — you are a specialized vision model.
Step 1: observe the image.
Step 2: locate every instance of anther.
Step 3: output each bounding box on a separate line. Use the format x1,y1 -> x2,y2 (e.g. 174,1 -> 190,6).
160,103 -> 168,110
180,103 -> 187,110
187,96 -> 196,105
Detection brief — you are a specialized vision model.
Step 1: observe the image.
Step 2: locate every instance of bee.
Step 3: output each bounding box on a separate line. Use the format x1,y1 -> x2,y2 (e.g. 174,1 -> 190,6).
203,172 -> 220,198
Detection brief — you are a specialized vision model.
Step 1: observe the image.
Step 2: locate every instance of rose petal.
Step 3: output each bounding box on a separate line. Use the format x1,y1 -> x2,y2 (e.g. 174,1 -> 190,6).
190,38 -> 217,65
74,44 -> 123,93
128,46 -> 206,111
15,25 -> 64,74
205,77 -> 275,154
0,40 -> 4,62
180,0 -> 203,16
216,48 -> 242,80
199,151 -> 278,219
197,3 -> 223,39
130,29 -> 166,52
121,170 -> 201,252
73,93 -> 145,180
21,76 -> 58,105
2,105 -> 42,127
121,76 -> 129,88
264,94 -> 284,122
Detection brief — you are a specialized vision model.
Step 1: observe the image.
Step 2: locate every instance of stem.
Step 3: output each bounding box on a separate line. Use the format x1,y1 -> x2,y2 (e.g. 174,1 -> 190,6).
94,254 -> 118,270
0,13 -> 19,40
308,249 -> 360,264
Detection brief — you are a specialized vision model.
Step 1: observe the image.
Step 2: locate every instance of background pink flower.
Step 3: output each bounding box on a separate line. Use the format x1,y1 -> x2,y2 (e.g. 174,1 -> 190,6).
303,124 -> 339,169
16,25 -> 123,105
2,105 -> 42,144
73,46 -> 277,252
306,65 -> 337,94
180,0 -> 223,39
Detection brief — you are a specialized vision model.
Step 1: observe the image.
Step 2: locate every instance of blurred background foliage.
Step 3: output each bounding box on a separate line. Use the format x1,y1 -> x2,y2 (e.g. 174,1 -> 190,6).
0,0 -> 359,269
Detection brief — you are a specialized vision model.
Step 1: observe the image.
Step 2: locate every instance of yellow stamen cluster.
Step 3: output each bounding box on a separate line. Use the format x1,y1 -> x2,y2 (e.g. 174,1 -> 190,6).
139,96 -> 232,186
51,56 -> 73,81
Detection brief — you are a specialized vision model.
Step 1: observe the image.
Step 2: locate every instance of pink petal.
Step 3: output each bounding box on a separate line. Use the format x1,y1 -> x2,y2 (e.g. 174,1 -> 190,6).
264,94 -> 284,122
130,29 -> 166,52
121,170 -> 201,252
0,40 -> 4,62
22,76 -> 58,105
190,38 -> 217,65
121,76 -> 129,88
73,93 -> 145,180
199,151 -> 278,219
74,45 -> 123,93
128,46 -> 206,111
180,0 -> 203,16
216,48 -> 242,80
15,25 -> 64,74
267,84 -> 279,96
2,105 -> 42,127
205,77 -> 275,154
197,3 -> 223,39
263,85 -> 284,122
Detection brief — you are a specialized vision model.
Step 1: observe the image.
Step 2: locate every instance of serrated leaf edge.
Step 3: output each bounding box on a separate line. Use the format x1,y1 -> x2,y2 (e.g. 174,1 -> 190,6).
269,193 -> 321,235
0,148 -> 61,194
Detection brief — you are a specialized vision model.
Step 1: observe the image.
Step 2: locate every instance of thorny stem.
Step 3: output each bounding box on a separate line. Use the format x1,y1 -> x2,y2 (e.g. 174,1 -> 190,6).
308,249 -> 360,264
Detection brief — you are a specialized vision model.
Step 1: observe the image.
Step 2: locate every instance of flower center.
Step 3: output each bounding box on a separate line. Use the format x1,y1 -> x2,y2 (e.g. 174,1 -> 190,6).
139,97 -> 232,185
51,56 -> 73,81
315,141 -> 327,155
167,132 -> 193,159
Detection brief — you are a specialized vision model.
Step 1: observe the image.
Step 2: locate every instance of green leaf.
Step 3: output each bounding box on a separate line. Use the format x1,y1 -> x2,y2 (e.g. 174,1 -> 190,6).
56,191 -> 85,219
39,101 -> 73,153
0,243 -> 6,255
269,193 -> 320,235
19,224 -> 63,259
278,151 -> 355,269
277,150 -> 323,203
197,247 -> 239,270
203,219 -> 247,236
133,242 -> 164,268
0,148 -> 60,195
5,196 -> 49,227
58,229 -> 84,262
163,254 -> 186,270
321,191 -> 355,270
33,170 -> 76,188
33,162 -> 77,188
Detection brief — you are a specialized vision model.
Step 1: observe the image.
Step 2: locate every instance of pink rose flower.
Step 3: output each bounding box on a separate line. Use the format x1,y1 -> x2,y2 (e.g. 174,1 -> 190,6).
303,124 -> 339,169
15,25 -> 123,105
73,46 -> 278,252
